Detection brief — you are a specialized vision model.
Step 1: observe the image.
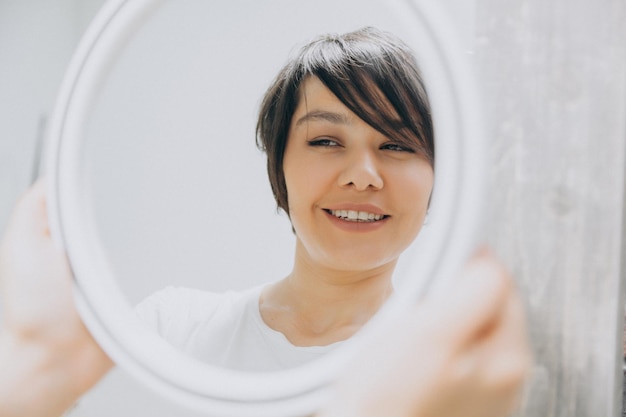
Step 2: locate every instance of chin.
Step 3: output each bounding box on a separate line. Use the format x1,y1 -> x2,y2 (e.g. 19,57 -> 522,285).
323,253 -> 399,273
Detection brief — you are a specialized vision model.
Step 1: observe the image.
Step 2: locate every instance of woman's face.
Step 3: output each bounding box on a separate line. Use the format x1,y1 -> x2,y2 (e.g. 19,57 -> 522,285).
283,76 -> 434,273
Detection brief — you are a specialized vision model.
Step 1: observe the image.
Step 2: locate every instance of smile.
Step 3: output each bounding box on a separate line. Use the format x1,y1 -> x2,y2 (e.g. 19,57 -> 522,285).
325,209 -> 388,223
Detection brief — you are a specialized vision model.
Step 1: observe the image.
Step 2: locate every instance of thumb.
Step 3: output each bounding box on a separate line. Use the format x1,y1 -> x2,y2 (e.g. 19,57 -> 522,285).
2,178 -> 50,242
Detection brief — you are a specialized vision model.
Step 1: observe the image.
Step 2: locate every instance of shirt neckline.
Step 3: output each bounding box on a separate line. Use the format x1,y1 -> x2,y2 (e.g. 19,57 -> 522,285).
246,284 -> 343,353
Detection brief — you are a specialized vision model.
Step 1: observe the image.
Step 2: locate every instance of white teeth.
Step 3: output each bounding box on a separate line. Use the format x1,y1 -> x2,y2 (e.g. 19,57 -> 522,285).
329,209 -> 385,222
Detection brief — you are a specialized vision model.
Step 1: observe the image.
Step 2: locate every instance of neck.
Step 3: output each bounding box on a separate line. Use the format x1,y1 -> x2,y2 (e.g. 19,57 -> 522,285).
259,241 -> 396,346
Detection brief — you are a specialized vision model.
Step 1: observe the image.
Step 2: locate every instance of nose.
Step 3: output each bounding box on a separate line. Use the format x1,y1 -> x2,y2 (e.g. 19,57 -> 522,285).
337,150 -> 384,191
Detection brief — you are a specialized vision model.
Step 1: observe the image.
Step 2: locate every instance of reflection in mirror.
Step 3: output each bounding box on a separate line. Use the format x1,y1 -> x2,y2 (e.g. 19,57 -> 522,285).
83,0 -> 436,372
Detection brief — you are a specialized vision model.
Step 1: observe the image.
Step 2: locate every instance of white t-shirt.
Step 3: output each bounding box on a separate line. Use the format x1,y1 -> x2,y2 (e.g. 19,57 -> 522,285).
135,285 -> 340,372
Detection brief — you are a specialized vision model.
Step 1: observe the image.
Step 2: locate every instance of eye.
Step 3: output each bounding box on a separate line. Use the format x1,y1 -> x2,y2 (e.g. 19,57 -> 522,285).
307,138 -> 341,147
380,142 -> 415,153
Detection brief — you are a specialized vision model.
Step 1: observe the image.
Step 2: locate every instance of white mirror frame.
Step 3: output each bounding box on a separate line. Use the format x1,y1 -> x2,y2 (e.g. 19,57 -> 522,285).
45,0 -> 485,416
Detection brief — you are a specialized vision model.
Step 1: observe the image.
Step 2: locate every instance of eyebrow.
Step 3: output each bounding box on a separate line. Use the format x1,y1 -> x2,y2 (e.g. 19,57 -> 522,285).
294,110 -> 352,127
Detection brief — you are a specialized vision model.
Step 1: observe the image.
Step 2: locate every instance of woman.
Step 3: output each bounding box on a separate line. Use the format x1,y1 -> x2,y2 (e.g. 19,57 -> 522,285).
0,26 -> 529,417
135,27 -> 434,371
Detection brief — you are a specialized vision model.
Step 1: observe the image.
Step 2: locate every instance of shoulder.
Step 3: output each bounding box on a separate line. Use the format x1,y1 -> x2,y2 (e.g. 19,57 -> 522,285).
134,285 -> 264,358
135,285 -> 263,329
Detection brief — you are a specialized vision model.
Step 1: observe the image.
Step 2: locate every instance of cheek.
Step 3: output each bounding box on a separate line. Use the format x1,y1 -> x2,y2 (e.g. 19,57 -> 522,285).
399,166 -> 434,207
393,167 -> 434,236
283,156 -> 317,223
283,160 -> 307,209
282,147 -> 302,206
283,153 -> 335,208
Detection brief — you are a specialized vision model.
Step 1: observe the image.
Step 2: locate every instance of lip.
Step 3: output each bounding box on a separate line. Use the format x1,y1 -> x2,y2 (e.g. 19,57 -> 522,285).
322,203 -> 388,216
321,203 -> 390,232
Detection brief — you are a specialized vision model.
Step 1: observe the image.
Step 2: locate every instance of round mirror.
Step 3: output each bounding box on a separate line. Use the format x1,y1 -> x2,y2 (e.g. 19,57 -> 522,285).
46,0 -> 485,415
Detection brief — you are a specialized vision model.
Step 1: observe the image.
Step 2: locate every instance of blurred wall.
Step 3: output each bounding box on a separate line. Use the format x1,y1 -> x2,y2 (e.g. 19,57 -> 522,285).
474,0 -> 626,416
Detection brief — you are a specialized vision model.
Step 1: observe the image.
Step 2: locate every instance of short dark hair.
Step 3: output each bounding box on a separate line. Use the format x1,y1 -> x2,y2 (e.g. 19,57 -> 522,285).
256,26 -> 434,214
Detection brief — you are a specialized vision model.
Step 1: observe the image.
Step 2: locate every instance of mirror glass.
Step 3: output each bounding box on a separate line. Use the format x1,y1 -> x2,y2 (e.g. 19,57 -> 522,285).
48,0 -> 483,413
84,0 -> 440,364
83,0 -> 451,298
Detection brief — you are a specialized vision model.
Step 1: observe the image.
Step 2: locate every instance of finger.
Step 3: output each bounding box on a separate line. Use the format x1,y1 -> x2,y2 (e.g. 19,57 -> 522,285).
450,287 -> 532,417
479,287 -> 532,394
3,178 -> 49,241
423,248 -> 513,349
